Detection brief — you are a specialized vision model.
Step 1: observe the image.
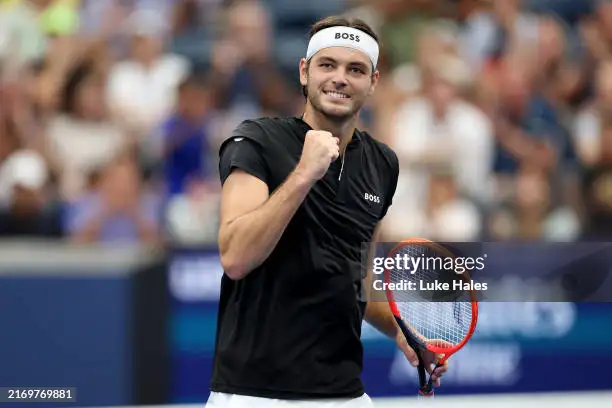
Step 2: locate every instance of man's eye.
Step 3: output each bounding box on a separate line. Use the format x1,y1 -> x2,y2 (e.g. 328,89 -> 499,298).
351,67 -> 365,74
320,63 -> 333,68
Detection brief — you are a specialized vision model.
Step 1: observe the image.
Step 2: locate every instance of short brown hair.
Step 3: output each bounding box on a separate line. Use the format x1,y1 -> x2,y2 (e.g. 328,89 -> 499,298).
302,16 -> 380,97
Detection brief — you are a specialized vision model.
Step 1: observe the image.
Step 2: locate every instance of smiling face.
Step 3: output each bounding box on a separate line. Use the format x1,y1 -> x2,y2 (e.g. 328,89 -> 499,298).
299,46 -> 379,122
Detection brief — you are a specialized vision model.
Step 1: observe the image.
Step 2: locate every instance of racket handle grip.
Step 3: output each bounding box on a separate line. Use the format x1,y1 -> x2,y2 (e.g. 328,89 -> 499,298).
417,390 -> 434,399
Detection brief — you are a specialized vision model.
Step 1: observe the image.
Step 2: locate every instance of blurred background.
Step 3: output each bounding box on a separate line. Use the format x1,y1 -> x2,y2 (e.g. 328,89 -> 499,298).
0,0 -> 611,407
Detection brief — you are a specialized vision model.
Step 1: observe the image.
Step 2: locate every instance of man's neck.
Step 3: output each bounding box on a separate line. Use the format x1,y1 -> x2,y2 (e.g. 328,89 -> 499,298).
302,104 -> 357,153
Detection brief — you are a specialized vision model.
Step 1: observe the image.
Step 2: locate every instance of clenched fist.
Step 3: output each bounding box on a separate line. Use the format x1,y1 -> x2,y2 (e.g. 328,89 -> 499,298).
296,130 -> 340,181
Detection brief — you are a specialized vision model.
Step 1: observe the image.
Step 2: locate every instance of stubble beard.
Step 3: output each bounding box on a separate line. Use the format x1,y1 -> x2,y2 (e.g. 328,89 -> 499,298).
307,85 -> 362,124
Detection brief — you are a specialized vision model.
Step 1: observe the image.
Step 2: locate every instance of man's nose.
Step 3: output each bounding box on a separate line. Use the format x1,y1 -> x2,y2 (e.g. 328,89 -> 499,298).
331,69 -> 348,87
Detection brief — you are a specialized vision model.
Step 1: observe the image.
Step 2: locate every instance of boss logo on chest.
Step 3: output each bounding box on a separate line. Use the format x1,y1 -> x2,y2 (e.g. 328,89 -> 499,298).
364,193 -> 380,203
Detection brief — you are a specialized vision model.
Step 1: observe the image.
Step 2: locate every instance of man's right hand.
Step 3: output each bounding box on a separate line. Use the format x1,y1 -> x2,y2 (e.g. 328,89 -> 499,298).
296,130 -> 340,181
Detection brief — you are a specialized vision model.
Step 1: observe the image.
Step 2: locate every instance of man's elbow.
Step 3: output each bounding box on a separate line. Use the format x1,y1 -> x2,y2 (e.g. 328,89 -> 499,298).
219,230 -> 246,280
219,251 -> 249,281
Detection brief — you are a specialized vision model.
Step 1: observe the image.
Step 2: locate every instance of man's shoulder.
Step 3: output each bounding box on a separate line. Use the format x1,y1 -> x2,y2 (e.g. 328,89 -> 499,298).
237,116 -> 301,133
227,117 -> 297,145
219,116 -> 300,155
358,129 -> 399,172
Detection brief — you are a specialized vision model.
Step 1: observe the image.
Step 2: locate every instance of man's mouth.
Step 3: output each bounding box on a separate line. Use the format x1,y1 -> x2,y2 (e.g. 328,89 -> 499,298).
324,90 -> 350,99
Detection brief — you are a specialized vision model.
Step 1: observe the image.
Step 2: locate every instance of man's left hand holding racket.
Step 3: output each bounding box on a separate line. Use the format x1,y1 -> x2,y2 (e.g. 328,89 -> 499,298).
394,332 -> 449,389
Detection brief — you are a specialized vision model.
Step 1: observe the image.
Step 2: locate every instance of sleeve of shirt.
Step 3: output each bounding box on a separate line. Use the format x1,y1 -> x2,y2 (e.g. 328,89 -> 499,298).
381,148 -> 400,220
218,121 -> 269,186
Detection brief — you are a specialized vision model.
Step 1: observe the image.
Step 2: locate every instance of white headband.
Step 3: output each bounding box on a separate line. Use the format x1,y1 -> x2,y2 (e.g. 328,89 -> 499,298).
306,26 -> 379,70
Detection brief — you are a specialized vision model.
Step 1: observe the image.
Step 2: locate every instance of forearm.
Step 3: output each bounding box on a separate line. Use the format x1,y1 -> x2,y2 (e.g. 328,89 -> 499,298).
364,301 -> 400,339
362,223 -> 399,339
219,169 -> 313,280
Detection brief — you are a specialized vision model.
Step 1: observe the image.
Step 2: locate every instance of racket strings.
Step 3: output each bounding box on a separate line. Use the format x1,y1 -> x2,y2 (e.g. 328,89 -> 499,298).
388,244 -> 473,347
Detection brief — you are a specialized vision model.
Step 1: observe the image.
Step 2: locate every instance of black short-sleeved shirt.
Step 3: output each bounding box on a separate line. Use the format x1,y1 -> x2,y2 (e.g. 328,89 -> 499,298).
211,116 -> 399,400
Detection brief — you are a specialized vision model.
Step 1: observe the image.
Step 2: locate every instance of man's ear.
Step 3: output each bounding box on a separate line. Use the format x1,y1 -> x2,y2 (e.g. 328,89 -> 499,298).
368,70 -> 380,96
299,58 -> 309,87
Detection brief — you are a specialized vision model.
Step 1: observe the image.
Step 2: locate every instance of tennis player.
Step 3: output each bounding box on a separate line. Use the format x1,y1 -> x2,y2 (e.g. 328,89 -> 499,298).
206,16 -> 448,408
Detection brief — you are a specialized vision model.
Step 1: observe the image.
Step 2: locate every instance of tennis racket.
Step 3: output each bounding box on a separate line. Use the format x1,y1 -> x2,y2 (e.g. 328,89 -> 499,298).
383,238 -> 479,398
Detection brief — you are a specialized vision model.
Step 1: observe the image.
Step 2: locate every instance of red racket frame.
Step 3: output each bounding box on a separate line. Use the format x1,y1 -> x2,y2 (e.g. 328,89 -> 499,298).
382,238 -> 479,395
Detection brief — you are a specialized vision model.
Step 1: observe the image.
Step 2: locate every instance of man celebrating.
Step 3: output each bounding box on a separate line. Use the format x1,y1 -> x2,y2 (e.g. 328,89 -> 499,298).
206,16 -> 448,408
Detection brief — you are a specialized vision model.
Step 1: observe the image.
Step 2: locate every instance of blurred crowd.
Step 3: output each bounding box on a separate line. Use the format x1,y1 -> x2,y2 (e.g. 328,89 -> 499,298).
0,0 -> 611,246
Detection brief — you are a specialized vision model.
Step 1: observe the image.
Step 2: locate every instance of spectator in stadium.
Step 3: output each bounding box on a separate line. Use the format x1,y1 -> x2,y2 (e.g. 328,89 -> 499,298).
488,47 -> 577,181
45,61 -> 125,201
206,0 -> 294,130
387,20 -> 459,97
484,43 -> 583,238
424,165 -> 482,242
486,161 -> 582,241
161,75 -> 214,197
63,154 -> 161,245
582,160 -> 612,240
0,0 -> 50,67
574,59 -> 612,168
370,20 -> 457,147
535,16 -> 583,110
486,0 -> 539,66
374,0 -> 438,70
513,163 -> 554,240
579,58 -> 612,240
593,0 -> 612,53
456,0 -> 498,71
0,149 -> 62,237
106,7 -> 191,149
160,74 -> 221,246
0,0 -> 607,248
383,50 -> 493,239
384,161 -> 482,242
171,0 -> 224,36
